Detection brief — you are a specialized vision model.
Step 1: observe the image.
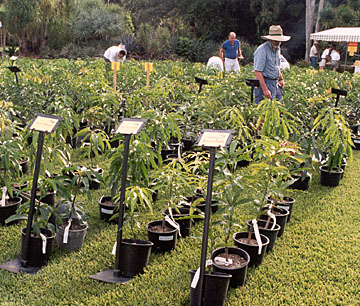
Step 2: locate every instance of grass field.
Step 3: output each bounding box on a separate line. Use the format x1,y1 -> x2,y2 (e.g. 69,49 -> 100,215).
1,149 -> 360,306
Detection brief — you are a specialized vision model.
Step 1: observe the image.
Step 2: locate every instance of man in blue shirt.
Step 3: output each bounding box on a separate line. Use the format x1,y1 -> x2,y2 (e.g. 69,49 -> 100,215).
254,25 -> 291,104
220,32 -> 244,72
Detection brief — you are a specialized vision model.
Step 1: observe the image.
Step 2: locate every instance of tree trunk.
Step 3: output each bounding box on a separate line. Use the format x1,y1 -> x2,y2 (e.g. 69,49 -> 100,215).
315,0 -> 325,33
305,0 -> 316,63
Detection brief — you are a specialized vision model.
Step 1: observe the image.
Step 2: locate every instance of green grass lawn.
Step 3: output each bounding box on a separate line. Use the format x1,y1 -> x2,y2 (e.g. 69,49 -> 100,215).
1,153 -> 360,306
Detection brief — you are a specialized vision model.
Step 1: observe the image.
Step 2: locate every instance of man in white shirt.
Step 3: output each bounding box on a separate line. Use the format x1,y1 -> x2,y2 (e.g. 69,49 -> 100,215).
319,45 -> 333,71
309,41 -> 319,68
104,46 -> 126,63
206,56 -> 224,72
331,49 -> 341,72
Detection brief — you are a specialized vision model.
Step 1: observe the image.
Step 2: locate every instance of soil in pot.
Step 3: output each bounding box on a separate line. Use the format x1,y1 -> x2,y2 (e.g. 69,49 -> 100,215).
56,218 -> 88,251
20,227 -> 55,267
320,165 -> 343,187
119,239 -> 153,278
189,270 -> 231,306
211,247 -> 250,288
259,207 -> 289,237
98,196 -> 118,223
233,231 -> 269,267
246,219 -> 280,252
146,220 -> 177,252
0,197 -> 22,225
163,207 -> 191,237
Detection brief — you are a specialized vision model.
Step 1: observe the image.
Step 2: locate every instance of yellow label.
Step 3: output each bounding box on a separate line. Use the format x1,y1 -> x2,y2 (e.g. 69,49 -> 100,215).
111,62 -> 120,71
29,116 -> 60,133
115,120 -> 144,135
354,61 -> 360,67
144,63 -> 153,72
198,132 -> 231,147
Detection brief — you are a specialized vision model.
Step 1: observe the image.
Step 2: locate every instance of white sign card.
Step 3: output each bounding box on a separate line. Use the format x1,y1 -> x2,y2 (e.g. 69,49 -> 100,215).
114,118 -> 147,135
196,129 -> 235,148
28,113 -> 63,133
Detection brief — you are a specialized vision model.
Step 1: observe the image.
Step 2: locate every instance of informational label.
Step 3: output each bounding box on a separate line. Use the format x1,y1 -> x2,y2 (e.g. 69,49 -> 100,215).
159,236 -> 173,241
348,42 -> 358,56
101,208 -> 114,215
191,259 -> 213,289
111,62 -> 120,71
353,139 -> 360,144
276,205 -> 289,211
114,118 -> 147,135
144,62 -> 153,72
28,114 -> 62,133
197,129 -> 235,148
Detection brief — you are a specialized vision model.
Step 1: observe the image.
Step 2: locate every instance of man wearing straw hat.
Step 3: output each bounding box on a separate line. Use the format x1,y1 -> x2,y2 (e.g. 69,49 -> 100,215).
253,25 -> 291,104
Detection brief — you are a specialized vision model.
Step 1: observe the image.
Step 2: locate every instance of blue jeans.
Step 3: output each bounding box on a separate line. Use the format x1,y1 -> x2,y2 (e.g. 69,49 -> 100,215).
255,78 -> 283,105
310,56 -> 317,68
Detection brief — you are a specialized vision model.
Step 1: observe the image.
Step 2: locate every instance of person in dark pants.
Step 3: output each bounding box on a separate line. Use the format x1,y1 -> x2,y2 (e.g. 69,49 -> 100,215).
253,25 -> 291,105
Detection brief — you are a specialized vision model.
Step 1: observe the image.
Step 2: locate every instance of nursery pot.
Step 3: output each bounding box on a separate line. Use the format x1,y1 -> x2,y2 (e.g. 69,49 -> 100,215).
0,197 -> 22,226
56,218 -> 88,252
246,219 -> 280,252
20,157 -> 30,176
36,191 -> 56,206
160,146 -> 176,161
340,161 -> 346,179
146,220 -> 177,253
162,207 -> 191,237
288,172 -> 311,191
20,227 -> 55,267
351,136 -> 360,150
182,198 -> 219,215
182,138 -> 195,151
89,167 -> 104,190
320,165 -> 343,187
189,270 -> 231,306
98,196 -> 118,223
233,232 -> 269,267
259,207 -> 289,237
119,239 -> 153,278
268,196 -> 295,223
211,247 -> 250,288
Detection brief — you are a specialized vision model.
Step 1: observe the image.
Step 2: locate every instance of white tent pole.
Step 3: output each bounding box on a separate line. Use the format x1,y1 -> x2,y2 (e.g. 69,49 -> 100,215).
345,42 -> 348,66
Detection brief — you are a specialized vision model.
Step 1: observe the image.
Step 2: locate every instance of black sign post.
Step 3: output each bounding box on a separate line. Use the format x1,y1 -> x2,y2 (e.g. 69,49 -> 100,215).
192,129 -> 234,306
331,88 -> 347,108
7,66 -> 21,84
0,114 -> 62,274
90,118 -> 147,284
246,79 -> 260,103
195,77 -> 209,94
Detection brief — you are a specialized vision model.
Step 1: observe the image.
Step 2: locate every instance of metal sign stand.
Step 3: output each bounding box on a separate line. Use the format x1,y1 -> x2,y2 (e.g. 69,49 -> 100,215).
246,79 -> 260,103
193,129 -> 234,306
0,114 -> 62,274
331,88 -> 347,107
90,118 -> 147,284
7,66 -> 21,84
195,77 -> 208,93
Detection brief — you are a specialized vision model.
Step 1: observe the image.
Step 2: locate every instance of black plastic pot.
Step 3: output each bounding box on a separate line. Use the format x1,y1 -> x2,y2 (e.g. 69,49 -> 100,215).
0,197 -> 22,225
56,218 -> 88,251
320,165 -> 343,187
246,219 -> 280,252
98,196 -> 118,223
211,247 -> 250,288
269,196 -> 295,223
182,138 -> 195,151
162,207 -> 191,237
189,270 -> 231,306
351,136 -> 360,150
160,146 -> 176,161
233,232 -> 269,267
20,227 -> 55,267
119,239 -> 153,277
259,207 -> 289,237
340,162 -> 346,179
181,199 -> 219,214
20,157 -> 29,176
288,172 -> 311,190
146,220 -> 177,252
36,191 -> 56,206
89,167 -> 103,190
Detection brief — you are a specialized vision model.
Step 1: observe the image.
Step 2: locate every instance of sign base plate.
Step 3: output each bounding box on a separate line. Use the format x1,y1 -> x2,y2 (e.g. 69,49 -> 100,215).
90,269 -> 132,284
0,258 -> 42,275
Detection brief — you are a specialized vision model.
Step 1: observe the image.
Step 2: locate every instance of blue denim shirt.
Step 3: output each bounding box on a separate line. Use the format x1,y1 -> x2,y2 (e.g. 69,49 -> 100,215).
253,41 -> 280,79
221,40 -> 240,59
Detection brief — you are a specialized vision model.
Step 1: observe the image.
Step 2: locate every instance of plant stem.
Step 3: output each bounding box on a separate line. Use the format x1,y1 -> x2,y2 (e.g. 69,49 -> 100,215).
247,225 -> 253,244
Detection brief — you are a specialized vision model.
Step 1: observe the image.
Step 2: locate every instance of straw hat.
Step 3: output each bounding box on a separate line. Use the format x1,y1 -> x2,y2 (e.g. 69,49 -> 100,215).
261,25 -> 291,42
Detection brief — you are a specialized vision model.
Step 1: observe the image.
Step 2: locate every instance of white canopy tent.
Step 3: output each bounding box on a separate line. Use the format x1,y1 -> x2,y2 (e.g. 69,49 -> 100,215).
310,27 -> 360,42
310,27 -> 360,66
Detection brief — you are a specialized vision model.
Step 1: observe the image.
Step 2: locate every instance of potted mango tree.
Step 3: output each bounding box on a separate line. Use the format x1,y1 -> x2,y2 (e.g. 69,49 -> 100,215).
313,106 -> 353,187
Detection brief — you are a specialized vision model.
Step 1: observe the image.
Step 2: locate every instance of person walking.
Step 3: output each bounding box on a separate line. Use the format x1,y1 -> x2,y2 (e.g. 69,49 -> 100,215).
331,49 -> 341,72
219,32 -> 244,72
253,25 -> 291,105
319,45 -> 332,71
309,41 -> 319,68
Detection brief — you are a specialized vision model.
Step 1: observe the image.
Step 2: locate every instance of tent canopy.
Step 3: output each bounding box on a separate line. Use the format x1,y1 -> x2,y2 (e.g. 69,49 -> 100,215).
310,27 -> 360,42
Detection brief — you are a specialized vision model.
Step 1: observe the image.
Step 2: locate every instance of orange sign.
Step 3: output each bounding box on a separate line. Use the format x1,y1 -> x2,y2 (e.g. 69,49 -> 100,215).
348,42 -> 358,56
